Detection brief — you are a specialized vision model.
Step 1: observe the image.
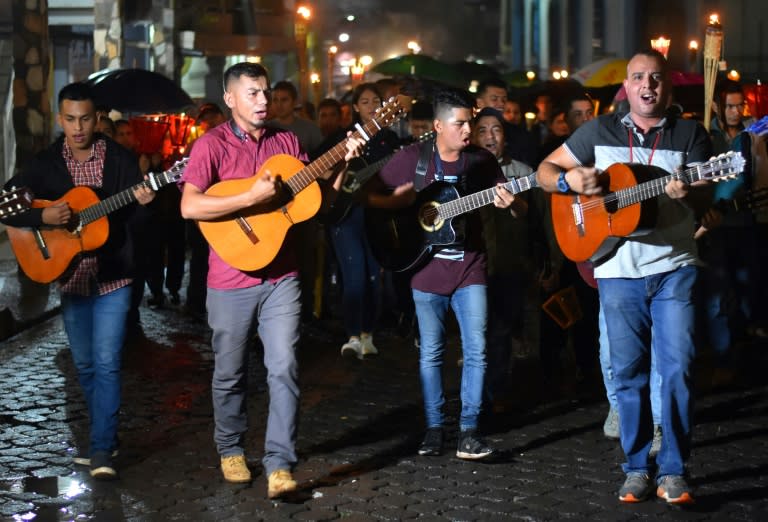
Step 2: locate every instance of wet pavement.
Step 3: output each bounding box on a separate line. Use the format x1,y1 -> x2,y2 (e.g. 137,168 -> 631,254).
0,233 -> 768,521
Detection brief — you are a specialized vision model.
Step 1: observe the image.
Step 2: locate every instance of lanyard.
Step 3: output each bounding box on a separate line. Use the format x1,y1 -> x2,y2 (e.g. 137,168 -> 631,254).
628,128 -> 662,165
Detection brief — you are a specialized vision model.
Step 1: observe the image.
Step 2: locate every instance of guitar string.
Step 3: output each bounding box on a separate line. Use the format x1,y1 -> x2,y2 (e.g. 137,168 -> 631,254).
286,103 -> 402,195
79,159 -> 188,226
423,173 -> 537,220
575,156 -> 732,214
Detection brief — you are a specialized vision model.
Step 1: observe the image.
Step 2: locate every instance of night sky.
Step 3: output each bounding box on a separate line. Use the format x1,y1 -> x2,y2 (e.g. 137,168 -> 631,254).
312,0 -> 501,64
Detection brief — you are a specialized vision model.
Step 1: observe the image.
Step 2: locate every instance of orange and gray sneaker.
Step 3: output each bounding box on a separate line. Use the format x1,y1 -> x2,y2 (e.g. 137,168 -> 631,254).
656,475 -> 694,504
268,469 -> 298,499
618,472 -> 652,503
220,454 -> 251,483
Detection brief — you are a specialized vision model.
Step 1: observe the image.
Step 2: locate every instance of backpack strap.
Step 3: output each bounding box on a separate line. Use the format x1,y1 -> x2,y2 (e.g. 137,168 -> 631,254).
413,138 -> 433,192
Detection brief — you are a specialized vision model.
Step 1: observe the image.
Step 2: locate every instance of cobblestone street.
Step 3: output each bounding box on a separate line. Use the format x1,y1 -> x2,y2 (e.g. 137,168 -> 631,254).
0,240 -> 767,520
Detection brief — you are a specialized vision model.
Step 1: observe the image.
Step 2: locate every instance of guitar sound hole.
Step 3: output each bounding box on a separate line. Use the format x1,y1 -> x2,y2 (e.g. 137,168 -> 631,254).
419,204 -> 439,229
604,197 -> 619,214
66,216 -> 81,233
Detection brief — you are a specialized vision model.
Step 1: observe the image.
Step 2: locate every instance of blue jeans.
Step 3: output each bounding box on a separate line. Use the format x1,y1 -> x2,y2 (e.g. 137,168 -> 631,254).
598,266 -> 697,479
413,285 -> 487,431
61,285 -> 131,454
329,205 -> 381,336
599,303 -> 662,425
207,277 -> 301,475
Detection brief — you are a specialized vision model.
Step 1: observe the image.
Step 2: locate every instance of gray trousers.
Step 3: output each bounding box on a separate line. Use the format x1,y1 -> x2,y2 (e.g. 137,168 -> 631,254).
207,276 -> 301,475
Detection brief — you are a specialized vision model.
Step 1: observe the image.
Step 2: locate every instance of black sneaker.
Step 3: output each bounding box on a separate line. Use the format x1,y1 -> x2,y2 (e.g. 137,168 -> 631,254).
90,450 -> 117,480
417,427 -> 443,456
456,429 -> 494,460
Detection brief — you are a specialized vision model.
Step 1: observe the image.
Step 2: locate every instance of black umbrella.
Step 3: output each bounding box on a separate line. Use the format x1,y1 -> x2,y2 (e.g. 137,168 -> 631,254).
85,68 -> 194,113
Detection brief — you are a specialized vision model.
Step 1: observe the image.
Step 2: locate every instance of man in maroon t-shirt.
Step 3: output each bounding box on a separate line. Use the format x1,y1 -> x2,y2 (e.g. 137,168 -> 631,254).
180,62 -> 364,498
366,88 -> 516,460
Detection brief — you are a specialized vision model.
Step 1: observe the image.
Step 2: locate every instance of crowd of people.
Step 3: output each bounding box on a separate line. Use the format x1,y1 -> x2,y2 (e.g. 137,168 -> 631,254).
2,49 -> 767,506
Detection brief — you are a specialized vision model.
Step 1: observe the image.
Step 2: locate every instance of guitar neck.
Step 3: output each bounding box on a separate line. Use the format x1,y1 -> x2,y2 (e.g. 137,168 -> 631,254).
78,159 -> 188,226
353,153 -> 396,185
286,118 -> 391,196
612,172 -> 678,209
612,155 -> 740,210
438,172 -> 538,219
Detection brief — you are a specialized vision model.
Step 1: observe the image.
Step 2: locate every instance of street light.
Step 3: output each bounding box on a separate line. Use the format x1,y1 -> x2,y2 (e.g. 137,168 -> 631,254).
407,41 -> 421,54
327,44 -> 338,97
310,72 -> 321,106
295,5 -> 312,104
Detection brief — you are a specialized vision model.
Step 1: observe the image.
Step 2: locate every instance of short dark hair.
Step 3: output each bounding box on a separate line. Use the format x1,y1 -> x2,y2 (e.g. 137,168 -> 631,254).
410,100 -> 434,121
223,62 -> 270,91
473,107 -> 505,128
433,88 -> 474,120
476,78 -> 508,98
629,49 -> 669,76
317,98 -> 342,114
58,82 -> 96,108
566,92 -> 594,111
115,119 -> 131,129
198,102 -> 224,119
272,80 -> 298,100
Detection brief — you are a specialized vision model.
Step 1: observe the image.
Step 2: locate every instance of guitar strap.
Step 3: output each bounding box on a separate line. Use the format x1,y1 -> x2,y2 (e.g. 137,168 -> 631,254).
413,139 -> 433,192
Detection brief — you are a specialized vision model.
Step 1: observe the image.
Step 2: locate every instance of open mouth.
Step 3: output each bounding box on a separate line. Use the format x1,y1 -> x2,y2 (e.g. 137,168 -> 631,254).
640,93 -> 657,104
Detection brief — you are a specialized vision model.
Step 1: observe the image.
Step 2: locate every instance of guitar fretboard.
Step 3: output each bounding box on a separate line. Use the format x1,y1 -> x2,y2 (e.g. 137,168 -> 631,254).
285,99 -> 405,196
438,172 -> 538,219
610,152 -> 744,210
78,159 -> 188,226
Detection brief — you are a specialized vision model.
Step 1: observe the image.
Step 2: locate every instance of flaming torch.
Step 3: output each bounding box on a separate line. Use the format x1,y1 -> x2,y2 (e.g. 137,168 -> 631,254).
703,13 -> 723,131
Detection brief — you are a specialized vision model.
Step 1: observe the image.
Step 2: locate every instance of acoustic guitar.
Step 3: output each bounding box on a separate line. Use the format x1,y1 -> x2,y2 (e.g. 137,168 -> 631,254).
198,95 -> 410,272
7,159 -> 188,283
366,172 -> 538,272
576,186 -> 768,290
0,187 -> 34,219
323,131 -> 435,225
550,151 -> 745,263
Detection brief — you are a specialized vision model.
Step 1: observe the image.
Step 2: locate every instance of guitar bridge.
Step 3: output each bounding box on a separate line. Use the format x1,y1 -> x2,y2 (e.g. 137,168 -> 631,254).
235,216 -> 260,244
571,201 -> 584,227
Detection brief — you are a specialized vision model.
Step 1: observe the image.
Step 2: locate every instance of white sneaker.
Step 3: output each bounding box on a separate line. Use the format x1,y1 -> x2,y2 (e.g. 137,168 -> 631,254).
341,337 -> 362,359
360,333 -> 378,356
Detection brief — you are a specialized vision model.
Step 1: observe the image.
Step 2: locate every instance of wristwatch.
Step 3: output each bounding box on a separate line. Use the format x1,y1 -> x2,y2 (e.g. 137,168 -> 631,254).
557,170 -> 571,193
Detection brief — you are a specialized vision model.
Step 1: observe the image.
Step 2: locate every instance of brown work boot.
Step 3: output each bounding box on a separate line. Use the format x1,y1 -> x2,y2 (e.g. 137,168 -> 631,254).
220,454 -> 251,483
267,469 -> 297,499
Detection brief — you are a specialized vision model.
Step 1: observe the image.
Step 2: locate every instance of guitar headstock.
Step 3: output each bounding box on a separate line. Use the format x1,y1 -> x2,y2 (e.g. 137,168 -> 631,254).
168,157 -> 190,176
702,151 -> 746,183
0,186 -> 34,218
371,95 -> 413,130
150,157 -> 190,186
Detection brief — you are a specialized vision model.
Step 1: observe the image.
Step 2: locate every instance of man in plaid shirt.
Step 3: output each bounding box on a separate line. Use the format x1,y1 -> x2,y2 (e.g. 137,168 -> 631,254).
2,82 -> 155,479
